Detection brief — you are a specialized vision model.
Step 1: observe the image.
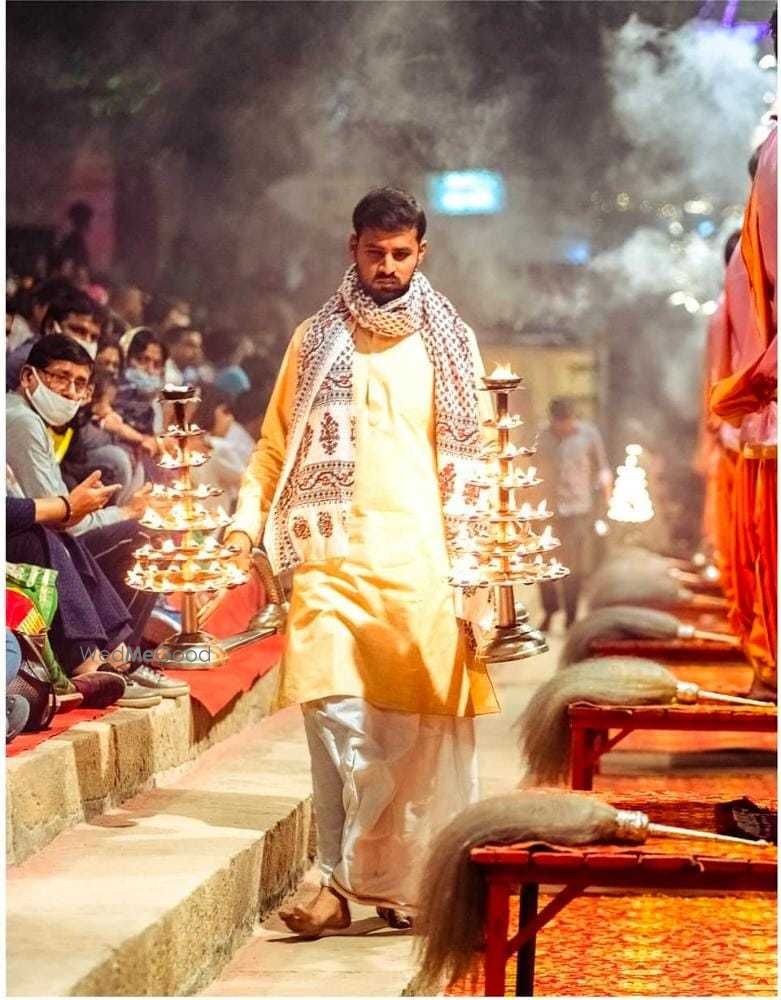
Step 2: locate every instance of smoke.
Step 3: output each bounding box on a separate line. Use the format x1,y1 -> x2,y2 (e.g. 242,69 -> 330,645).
605,16 -> 770,204
590,14 -> 773,434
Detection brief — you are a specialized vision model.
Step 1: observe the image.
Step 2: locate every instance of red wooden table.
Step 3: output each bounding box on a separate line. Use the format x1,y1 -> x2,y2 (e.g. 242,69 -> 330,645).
568,701 -> 777,790
470,798 -> 777,996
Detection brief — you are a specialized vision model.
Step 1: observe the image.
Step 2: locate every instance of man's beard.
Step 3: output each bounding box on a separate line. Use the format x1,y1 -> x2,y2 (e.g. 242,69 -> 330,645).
360,272 -> 414,305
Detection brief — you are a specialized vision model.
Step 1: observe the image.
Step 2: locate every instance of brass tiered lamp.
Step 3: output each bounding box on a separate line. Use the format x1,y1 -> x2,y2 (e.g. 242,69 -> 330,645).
126,385 -> 249,669
449,364 -> 569,662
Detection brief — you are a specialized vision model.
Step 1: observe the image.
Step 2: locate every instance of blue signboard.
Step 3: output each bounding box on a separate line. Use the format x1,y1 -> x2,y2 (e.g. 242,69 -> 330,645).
427,171 -> 506,215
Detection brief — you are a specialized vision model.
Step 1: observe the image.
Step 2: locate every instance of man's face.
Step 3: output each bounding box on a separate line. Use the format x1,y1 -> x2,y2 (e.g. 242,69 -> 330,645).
551,416 -> 577,438
172,331 -> 203,368
20,360 -> 91,402
350,227 -> 426,305
59,312 -> 101,347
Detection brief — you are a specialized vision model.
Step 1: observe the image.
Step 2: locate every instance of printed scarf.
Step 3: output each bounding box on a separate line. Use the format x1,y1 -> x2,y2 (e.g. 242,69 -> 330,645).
263,266 -> 484,577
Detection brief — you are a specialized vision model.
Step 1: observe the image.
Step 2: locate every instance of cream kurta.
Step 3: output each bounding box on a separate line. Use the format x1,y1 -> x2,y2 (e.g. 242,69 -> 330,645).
232,319 -> 499,718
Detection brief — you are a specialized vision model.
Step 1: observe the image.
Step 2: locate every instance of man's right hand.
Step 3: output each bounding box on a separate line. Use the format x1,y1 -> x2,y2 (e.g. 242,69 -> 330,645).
68,471 -> 122,524
223,530 -> 253,573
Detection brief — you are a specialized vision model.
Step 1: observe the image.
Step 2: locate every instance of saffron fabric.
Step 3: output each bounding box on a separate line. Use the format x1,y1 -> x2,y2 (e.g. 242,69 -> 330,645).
234,319 -> 499,718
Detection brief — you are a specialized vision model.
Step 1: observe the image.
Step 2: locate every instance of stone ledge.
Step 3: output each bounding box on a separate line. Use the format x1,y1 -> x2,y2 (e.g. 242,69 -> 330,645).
7,663 -> 280,866
7,707 -> 314,997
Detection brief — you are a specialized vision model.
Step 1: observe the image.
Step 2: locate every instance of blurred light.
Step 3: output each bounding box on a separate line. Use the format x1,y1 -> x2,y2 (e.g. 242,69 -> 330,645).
759,54 -> 777,70
562,240 -> 592,265
616,192 -> 631,210
427,171 -> 506,215
668,291 -> 688,305
701,300 -> 719,316
593,519 -> 609,537
684,296 -> 700,314
692,551 -> 707,567
660,203 -> 680,219
668,221 -> 684,236
640,200 -> 652,212
764,91 -> 777,105
697,219 -> 716,237
683,199 -> 712,214
703,564 -> 721,582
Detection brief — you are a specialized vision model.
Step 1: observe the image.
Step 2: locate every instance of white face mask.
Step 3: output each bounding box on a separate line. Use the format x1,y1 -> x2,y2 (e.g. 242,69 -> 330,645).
25,370 -> 83,427
71,335 -> 98,360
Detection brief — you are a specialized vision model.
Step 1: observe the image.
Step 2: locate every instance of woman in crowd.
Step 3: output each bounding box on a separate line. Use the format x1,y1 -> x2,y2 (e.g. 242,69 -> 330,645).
114,327 -> 167,437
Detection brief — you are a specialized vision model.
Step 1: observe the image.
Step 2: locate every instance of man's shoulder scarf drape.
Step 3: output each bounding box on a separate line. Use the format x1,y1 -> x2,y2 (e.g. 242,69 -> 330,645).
262,267 -> 483,576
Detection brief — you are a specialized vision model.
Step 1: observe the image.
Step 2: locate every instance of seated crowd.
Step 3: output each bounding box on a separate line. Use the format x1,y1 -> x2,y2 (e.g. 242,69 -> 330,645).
5,212 -> 274,742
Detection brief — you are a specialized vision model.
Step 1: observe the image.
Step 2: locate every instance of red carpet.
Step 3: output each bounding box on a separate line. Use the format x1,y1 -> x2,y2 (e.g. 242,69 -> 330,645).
6,633 -> 283,758
6,704 -> 121,758
446,893 -> 777,996
165,633 -> 284,716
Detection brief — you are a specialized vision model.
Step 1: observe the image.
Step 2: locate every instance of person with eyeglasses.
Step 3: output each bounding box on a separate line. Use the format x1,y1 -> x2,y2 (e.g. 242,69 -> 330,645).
6,334 -> 186,702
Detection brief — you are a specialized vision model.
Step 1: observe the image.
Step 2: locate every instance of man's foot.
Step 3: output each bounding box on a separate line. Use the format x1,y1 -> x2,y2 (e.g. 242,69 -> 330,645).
746,676 -> 777,703
279,886 -> 351,937
376,906 -> 413,930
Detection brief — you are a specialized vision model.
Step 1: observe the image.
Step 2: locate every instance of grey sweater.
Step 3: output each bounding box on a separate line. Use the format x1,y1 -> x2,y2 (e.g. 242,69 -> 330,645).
5,391 -> 123,536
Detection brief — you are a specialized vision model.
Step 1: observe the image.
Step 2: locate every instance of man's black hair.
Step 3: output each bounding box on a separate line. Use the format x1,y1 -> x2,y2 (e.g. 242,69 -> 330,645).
352,187 -> 427,240
32,277 -> 75,308
724,229 -> 741,267
41,288 -> 101,333
549,397 -> 575,421
204,326 -> 245,367
25,333 -> 94,372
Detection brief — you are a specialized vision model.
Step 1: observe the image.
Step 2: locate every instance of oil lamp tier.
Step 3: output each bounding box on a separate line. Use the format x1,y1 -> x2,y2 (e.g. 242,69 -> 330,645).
447,363 -> 570,662
125,384 -> 250,670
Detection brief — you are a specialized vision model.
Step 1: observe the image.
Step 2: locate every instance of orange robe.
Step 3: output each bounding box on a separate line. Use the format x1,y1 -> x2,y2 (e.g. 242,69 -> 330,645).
710,128 -> 777,687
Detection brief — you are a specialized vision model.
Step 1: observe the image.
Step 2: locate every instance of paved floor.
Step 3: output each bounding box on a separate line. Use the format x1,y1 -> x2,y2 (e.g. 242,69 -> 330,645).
203,595 -> 561,997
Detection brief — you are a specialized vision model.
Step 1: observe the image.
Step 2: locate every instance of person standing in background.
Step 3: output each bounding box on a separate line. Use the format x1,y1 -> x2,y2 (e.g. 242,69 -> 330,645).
535,397 -> 613,630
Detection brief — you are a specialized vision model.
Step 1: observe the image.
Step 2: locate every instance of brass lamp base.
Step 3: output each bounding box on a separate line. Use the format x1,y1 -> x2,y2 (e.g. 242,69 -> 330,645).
480,622 -> 548,663
151,630 -> 229,670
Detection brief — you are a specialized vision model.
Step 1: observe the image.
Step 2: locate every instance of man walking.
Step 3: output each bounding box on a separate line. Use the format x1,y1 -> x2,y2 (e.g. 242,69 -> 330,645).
224,187 -> 498,934
535,398 -> 612,630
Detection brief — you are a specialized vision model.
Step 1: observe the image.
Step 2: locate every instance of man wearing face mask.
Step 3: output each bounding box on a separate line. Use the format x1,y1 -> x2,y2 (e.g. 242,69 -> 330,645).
6,335 -> 152,533
5,335 -> 186,698
6,287 -> 103,391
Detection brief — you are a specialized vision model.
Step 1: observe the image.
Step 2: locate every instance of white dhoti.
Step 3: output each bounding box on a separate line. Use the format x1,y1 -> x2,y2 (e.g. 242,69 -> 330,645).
303,696 -> 479,913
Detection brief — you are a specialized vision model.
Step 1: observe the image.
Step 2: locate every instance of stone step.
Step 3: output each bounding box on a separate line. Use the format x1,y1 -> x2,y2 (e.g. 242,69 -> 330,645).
200,867 -> 419,997
6,704 -> 313,997
7,663 -> 280,866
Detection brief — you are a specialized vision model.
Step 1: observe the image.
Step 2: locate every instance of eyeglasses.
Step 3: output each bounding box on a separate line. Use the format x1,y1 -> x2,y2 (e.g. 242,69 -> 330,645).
37,367 -> 90,397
